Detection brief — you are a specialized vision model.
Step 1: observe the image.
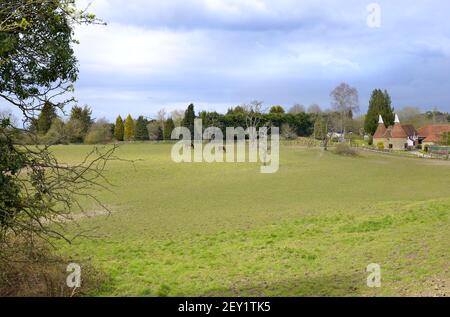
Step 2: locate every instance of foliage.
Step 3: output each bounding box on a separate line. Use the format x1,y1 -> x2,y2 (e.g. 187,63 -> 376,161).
124,114 -> 135,141
42,118 -> 69,144
364,89 -> 394,135
36,102 -> 57,135
147,121 -> 163,141
164,118 -> 175,140
134,116 -> 149,141
377,142 -> 385,150
65,118 -> 85,143
313,116 -> 328,140
69,105 -> 93,139
440,132 -> 450,146
0,119 -> 117,243
425,109 -> 450,124
281,123 -> 297,140
182,104 -> 195,138
84,120 -> 113,144
333,143 -> 358,156
269,105 -> 285,114
0,0 -> 100,118
114,115 -> 124,141
0,0 -> 115,263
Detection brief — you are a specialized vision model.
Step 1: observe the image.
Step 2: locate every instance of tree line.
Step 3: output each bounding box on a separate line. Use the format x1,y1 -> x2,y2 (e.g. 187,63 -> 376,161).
16,85 -> 450,146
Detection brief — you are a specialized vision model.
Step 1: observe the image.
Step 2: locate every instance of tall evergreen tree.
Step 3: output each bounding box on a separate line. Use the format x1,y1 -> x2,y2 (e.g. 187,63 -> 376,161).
364,89 -> 395,135
182,104 -> 195,138
36,101 -> 57,134
383,90 -> 395,125
70,105 -> 93,134
164,117 -> 175,140
134,116 -> 149,140
124,114 -> 135,141
114,115 -> 124,141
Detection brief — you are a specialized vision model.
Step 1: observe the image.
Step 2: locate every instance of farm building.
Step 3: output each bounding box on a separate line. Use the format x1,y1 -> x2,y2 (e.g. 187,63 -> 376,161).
417,124 -> 450,149
373,114 -> 418,150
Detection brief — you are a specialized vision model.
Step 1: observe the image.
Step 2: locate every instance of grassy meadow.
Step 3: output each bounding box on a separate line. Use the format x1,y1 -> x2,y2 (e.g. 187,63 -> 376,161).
52,143 -> 450,296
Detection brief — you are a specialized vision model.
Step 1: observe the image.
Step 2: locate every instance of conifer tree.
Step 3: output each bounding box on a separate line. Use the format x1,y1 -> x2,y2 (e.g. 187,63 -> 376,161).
124,114 -> 135,141
36,101 -> 57,134
164,117 -> 175,140
134,116 -> 149,140
182,104 -> 195,139
70,106 -> 92,133
364,89 -> 395,135
114,115 -> 124,141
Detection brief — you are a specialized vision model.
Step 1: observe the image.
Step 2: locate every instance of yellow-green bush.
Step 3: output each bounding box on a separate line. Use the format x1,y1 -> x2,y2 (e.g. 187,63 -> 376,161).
377,142 -> 384,150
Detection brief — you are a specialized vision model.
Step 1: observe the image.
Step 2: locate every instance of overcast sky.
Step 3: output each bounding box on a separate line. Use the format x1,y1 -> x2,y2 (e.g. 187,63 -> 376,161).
5,0 -> 450,120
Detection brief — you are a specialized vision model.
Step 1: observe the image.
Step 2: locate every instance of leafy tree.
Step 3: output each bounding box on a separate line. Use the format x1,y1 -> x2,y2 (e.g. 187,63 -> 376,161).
269,105 -> 285,114
224,106 -> 247,128
287,113 -> 314,136
134,116 -> 149,141
124,114 -> 135,141
114,115 -> 124,141
0,0 -> 99,118
364,89 -> 395,135
226,106 -> 247,115
0,0 -> 115,269
36,102 -> 57,134
164,117 -> 175,140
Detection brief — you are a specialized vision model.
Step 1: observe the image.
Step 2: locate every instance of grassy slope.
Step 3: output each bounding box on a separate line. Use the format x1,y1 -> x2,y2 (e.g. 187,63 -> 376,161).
53,143 -> 450,296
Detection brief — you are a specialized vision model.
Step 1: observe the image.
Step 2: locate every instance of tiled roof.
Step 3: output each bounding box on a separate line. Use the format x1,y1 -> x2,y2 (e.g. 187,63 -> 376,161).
401,124 -> 418,137
373,123 -> 387,138
391,123 -> 408,138
418,124 -> 450,138
375,124 -> 417,139
383,127 -> 392,138
424,134 -> 444,143
418,124 -> 450,143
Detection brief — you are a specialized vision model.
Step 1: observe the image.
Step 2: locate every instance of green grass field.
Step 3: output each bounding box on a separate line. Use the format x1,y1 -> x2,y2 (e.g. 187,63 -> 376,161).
53,143 -> 450,296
